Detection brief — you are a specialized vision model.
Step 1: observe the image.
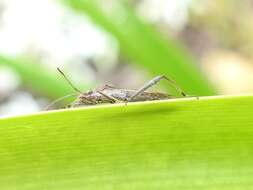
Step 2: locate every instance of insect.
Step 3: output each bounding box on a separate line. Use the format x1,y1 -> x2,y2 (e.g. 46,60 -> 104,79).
47,68 -> 188,109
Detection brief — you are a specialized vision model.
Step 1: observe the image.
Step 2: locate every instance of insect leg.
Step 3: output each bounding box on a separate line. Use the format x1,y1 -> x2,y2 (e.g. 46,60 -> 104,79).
97,91 -> 117,103
99,84 -> 118,91
45,93 -> 78,110
128,75 -> 187,101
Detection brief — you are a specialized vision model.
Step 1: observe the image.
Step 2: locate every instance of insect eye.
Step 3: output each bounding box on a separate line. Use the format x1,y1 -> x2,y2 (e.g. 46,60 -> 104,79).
87,90 -> 93,95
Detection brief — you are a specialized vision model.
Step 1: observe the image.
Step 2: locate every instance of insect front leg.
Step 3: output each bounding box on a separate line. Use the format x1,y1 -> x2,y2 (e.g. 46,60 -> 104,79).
127,75 -> 187,102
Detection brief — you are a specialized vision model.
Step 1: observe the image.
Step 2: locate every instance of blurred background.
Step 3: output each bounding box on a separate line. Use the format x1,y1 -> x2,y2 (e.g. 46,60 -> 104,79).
0,0 -> 253,117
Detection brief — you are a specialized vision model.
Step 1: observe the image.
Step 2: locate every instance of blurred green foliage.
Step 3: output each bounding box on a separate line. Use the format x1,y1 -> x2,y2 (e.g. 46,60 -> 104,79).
0,0 -> 217,106
0,56 -> 79,100
62,0 -> 216,96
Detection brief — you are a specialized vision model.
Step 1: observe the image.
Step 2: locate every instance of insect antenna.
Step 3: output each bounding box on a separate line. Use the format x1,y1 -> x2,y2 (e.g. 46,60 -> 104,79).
45,93 -> 78,110
57,67 -> 82,93
56,67 -> 94,107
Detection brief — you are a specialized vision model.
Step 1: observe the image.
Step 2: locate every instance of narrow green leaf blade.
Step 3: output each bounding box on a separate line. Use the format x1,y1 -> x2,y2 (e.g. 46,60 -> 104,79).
0,95 -> 252,189
0,56 -> 88,100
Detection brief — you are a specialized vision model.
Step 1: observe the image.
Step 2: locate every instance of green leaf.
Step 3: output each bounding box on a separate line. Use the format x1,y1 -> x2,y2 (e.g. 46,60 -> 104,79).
0,95 -> 252,189
61,0 -> 216,96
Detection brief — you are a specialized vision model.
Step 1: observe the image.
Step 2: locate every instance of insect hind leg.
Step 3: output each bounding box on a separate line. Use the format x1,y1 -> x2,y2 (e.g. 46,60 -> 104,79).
128,75 -> 187,102
160,75 -> 187,97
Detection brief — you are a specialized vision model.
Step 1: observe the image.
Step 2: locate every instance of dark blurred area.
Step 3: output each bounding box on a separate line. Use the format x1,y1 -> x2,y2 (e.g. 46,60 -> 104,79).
0,0 -> 253,117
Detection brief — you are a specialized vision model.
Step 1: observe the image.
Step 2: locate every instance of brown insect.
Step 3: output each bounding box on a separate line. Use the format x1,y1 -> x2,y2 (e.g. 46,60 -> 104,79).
47,68 -> 188,109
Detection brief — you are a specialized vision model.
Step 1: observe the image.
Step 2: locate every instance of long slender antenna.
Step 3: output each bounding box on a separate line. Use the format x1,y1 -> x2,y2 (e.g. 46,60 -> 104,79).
45,93 -> 78,110
57,67 -> 82,93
